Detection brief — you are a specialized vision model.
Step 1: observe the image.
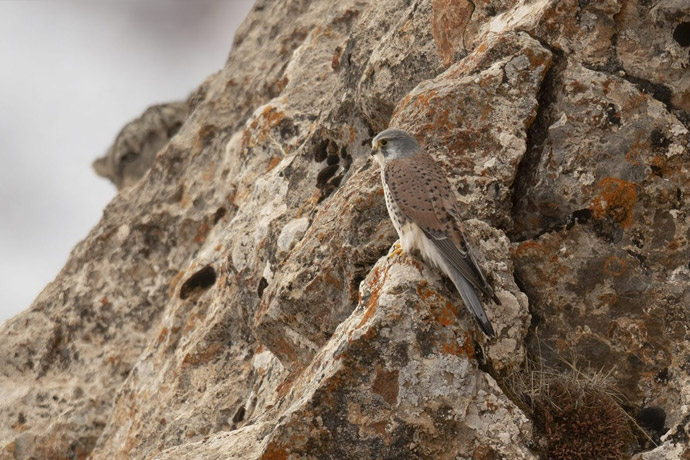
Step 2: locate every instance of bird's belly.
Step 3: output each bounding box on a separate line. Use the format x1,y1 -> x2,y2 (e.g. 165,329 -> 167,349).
382,179 -> 442,266
398,221 -> 424,253
383,182 -> 452,274
397,222 -> 447,269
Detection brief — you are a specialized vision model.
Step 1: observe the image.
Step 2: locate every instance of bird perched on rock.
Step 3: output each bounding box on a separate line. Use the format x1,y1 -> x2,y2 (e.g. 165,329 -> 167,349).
370,128 -> 500,336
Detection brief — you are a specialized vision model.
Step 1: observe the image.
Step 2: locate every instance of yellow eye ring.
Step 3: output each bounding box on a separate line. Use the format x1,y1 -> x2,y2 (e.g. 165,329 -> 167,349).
379,139 -> 388,146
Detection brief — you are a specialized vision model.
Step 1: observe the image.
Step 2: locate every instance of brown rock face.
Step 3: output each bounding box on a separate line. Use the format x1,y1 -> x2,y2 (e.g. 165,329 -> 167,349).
93,102 -> 189,190
1,0 -> 689,459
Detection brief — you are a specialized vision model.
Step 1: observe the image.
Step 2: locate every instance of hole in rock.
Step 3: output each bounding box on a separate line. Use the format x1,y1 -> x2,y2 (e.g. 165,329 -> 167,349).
316,164 -> 340,188
232,406 -> 246,424
179,265 -> 217,300
257,277 -> 269,298
650,128 -> 670,150
314,139 -> 329,162
637,406 -> 667,434
167,121 -> 183,138
213,207 -> 227,224
654,368 -> 669,384
673,22 -> 690,47
566,208 -> 593,229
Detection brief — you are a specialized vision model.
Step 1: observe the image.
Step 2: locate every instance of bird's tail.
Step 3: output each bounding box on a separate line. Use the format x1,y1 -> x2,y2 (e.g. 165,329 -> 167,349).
447,266 -> 496,337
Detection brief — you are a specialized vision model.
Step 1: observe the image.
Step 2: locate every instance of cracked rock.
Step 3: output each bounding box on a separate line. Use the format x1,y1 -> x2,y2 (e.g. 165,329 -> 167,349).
1,0 -> 689,459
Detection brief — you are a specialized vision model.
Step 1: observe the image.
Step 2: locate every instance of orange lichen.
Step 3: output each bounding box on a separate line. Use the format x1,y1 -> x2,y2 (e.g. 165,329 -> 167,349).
625,135 -> 645,165
589,177 -> 637,228
182,342 -> 223,366
157,327 -> 169,345
331,46 -> 342,70
194,222 -> 210,244
261,443 -> 291,460
431,0 -> 474,67
322,269 -> 344,290
11,422 -> 29,433
168,270 -> 186,297
271,335 -> 299,367
603,255 -> 626,277
370,420 -> 388,435
485,400 -> 499,412
554,338 -> 570,352
650,155 -> 671,177
417,284 -> 458,326
442,333 -> 474,357
262,105 -> 285,127
275,366 -> 305,398
392,89 -> 439,120
182,312 -> 202,334
567,80 -> 588,94
598,293 -> 617,306
194,124 -> 218,152
513,240 -> 546,257
265,156 -> 282,172
372,367 -> 399,405
357,266 -> 384,329
524,45 -> 552,70
441,342 -> 465,356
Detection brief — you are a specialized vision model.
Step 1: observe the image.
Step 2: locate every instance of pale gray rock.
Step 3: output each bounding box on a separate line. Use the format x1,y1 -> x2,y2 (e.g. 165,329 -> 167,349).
93,102 -> 188,189
1,0 -> 689,458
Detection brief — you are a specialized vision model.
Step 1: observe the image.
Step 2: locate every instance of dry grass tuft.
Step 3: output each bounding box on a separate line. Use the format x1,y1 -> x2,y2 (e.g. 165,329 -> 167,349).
507,356 -> 637,460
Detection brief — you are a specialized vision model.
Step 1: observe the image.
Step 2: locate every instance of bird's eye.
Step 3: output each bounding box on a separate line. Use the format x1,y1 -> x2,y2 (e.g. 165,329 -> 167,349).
379,139 -> 388,147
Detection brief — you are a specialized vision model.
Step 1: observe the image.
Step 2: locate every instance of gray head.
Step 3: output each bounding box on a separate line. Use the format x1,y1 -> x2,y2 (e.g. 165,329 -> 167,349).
370,128 -> 422,166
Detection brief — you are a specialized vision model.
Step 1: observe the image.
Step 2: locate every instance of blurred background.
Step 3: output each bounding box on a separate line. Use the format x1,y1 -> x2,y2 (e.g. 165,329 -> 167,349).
0,0 -> 255,324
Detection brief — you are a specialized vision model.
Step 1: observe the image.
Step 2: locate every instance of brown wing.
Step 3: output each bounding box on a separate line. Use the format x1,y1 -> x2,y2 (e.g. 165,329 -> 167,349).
384,154 -> 499,304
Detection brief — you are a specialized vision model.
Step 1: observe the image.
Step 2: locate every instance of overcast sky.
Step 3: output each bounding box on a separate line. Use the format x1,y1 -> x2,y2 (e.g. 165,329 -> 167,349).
0,0 -> 255,325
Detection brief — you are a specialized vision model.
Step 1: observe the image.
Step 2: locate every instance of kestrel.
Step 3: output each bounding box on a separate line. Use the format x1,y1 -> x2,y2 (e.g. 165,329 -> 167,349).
371,128 -> 500,336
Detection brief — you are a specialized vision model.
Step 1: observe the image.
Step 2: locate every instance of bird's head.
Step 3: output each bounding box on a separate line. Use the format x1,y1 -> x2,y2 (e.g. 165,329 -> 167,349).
370,128 -> 422,166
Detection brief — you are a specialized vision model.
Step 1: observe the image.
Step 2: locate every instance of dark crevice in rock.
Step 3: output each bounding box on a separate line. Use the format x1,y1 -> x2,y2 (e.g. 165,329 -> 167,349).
179,265 -> 217,300
578,33 -> 680,115
509,42 -> 565,242
619,74 -> 673,110
257,277 -> 269,298
637,406 -> 667,435
232,405 -> 246,424
313,136 -> 353,203
513,207 -> 593,243
673,22 -> 690,47
213,207 -> 227,225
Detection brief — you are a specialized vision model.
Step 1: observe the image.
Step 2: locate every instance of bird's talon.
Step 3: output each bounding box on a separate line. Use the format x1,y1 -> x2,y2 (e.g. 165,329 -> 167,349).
389,242 -> 405,258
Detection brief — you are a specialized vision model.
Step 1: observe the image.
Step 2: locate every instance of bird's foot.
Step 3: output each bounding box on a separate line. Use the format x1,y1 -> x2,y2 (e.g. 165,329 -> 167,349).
389,241 -> 405,259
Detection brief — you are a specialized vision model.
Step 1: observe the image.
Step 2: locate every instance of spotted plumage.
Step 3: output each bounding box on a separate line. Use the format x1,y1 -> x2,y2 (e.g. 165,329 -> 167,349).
371,128 -> 500,337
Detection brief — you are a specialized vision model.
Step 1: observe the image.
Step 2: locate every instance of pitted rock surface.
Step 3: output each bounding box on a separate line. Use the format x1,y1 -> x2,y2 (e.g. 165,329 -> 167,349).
1,0 -> 689,459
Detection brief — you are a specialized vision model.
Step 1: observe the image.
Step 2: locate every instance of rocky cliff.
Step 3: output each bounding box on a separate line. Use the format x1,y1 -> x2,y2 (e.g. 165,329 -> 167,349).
1,0 -> 689,459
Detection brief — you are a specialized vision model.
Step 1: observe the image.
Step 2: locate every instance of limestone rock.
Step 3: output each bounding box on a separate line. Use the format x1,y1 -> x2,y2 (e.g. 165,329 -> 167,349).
392,30 -> 553,228
1,0 -> 689,459
163,247 -> 536,460
93,101 -> 189,189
